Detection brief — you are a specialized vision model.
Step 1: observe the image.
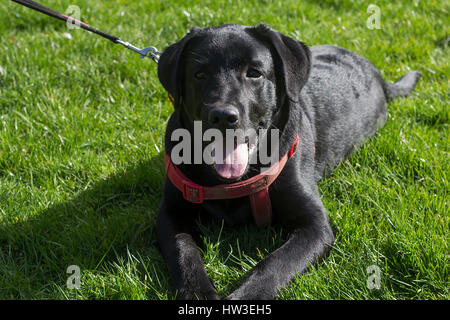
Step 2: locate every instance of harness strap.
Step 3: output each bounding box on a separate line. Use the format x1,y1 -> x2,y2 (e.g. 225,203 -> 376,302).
249,188 -> 272,226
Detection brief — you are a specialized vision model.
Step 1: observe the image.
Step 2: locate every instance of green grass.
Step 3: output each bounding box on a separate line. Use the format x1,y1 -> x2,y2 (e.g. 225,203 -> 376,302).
0,0 -> 448,299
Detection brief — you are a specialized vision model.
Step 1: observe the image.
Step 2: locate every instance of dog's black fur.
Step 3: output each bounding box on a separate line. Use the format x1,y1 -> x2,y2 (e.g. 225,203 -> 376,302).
156,23 -> 421,300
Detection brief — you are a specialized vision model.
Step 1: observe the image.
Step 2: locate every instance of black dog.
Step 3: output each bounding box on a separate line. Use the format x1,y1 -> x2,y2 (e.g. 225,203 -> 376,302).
156,23 -> 420,300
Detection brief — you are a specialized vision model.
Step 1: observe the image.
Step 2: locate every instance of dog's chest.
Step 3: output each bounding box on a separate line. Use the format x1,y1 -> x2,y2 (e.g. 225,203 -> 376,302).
201,198 -> 252,226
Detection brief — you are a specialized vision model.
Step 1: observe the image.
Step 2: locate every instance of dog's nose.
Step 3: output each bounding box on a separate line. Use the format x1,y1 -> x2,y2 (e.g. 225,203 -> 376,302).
207,107 -> 240,129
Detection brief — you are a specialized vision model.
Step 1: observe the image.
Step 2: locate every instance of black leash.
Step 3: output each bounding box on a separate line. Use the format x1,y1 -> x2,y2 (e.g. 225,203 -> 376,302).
11,0 -> 161,63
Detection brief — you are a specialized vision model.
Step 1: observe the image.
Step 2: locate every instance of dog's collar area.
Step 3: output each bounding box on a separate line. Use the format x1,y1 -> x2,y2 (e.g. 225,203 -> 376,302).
164,134 -> 299,226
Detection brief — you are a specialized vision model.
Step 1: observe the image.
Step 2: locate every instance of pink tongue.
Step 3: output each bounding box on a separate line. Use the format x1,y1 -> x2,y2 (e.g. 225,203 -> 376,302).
214,143 -> 248,179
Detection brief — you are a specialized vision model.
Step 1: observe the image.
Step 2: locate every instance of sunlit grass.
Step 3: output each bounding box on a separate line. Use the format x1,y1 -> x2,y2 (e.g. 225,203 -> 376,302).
0,0 -> 448,299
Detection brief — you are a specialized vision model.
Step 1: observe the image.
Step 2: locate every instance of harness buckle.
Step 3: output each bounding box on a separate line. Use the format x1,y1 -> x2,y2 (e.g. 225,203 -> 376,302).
182,181 -> 204,204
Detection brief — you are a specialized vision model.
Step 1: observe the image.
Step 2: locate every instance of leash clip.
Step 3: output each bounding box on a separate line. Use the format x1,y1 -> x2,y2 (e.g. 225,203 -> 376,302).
116,40 -> 161,63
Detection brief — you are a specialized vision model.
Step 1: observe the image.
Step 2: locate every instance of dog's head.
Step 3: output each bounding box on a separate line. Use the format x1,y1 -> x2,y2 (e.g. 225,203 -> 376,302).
158,23 -> 311,182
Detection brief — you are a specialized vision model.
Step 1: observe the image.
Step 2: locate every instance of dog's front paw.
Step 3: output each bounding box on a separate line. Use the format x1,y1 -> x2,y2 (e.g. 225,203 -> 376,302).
177,287 -> 220,300
226,281 -> 276,300
226,290 -> 274,300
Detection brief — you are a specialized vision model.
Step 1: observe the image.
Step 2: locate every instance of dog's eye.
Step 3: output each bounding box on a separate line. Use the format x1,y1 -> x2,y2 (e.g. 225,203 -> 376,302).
246,69 -> 262,78
194,71 -> 207,79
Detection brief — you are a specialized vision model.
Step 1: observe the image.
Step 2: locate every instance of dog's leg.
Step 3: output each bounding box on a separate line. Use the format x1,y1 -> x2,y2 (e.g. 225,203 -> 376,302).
227,180 -> 334,300
156,181 -> 220,300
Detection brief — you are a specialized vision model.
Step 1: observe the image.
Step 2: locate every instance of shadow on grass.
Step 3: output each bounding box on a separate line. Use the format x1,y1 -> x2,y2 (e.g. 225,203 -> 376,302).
0,152 -> 168,299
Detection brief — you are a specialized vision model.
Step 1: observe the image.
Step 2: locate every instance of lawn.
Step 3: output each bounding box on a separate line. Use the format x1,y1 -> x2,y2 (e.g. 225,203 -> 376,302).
0,0 -> 448,299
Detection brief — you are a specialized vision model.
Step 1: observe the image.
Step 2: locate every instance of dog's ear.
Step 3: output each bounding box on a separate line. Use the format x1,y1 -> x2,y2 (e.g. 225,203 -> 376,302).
157,27 -> 201,108
253,23 -> 311,103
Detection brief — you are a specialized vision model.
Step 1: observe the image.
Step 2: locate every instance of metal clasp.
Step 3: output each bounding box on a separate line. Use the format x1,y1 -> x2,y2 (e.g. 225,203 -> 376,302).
116,40 -> 161,63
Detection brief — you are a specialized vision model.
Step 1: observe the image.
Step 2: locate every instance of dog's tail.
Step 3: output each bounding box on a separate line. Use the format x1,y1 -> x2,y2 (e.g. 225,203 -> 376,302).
384,71 -> 421,101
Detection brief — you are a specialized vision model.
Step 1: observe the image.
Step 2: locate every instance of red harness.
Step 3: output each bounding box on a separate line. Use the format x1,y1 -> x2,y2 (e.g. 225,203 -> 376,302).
164,135 -> 299,226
